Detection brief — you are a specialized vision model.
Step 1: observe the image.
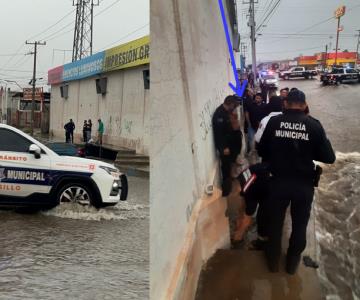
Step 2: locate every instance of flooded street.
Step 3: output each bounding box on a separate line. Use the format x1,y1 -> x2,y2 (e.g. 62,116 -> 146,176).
0,176 -> 149,300
279,79 -> 360,300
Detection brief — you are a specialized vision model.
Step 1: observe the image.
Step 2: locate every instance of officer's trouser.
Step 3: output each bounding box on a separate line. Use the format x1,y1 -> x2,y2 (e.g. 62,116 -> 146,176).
220,155 -> 232,197
244,176 -> 269,238
266,177 -> 314,260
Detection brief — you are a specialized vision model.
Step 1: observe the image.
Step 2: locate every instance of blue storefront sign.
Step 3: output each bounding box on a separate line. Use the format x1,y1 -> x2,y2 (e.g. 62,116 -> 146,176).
63,51 -> 105,82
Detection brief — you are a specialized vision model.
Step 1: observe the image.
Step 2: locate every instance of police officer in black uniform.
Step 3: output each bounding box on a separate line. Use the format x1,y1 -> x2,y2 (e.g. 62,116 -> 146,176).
212,95 -> 240,197
258,89 -> 335,274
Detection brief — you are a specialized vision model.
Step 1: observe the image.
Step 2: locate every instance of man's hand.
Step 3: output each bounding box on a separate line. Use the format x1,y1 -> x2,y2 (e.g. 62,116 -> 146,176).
223,148 -> 230,156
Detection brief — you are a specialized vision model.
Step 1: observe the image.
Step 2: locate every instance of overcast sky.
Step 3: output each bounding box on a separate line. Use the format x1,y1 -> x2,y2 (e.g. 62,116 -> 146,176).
236,0 -> 360,63
0,0 -> 149,90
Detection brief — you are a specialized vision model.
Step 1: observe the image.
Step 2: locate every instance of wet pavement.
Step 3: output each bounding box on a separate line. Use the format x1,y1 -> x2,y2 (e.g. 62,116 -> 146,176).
196,250 -> 323,300
196,78 -> 360,300
279,78 -> 360,153
0,176 -> 149,300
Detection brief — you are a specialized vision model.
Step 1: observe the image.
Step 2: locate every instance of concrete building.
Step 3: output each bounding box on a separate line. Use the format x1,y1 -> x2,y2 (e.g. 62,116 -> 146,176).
150,1 -> 239,299
48,36 -> 150,155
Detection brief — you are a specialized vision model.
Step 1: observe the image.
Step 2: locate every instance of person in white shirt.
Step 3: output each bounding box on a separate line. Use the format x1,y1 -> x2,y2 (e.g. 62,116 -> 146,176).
255,96 -> 283,143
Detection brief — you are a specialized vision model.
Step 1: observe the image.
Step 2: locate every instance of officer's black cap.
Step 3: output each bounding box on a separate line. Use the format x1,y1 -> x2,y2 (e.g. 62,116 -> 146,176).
287,89 -> 306,103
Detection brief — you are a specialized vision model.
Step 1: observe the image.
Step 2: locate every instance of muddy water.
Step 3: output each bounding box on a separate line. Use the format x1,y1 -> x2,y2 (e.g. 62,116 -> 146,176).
0,176 -> 149,300
315,153 -> 360,300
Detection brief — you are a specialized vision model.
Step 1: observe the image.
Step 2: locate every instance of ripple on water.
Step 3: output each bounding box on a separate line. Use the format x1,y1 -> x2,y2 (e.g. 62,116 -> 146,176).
315,152 -> 360,300
41,202 -> 149,221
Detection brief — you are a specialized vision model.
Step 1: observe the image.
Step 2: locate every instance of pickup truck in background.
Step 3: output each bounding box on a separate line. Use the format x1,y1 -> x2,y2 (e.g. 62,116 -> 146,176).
279,67 -> 317,80
320,67 -> 360,85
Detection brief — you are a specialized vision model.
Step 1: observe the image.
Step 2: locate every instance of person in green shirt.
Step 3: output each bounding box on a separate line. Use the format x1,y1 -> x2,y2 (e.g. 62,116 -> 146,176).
97,118 -> 104,145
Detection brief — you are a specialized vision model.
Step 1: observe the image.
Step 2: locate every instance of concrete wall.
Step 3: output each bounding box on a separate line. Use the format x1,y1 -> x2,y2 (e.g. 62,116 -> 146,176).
49,64 -> 150,155
150,0 -> 236,299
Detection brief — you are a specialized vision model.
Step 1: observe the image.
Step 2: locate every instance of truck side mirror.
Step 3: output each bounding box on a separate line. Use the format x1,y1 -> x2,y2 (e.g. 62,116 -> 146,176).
29,144 -> 41,159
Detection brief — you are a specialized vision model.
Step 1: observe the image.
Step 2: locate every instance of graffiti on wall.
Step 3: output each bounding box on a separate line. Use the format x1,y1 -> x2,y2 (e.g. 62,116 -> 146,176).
123,118 -> 134,135
198,89 -> 223,141
186,191 -> 198,222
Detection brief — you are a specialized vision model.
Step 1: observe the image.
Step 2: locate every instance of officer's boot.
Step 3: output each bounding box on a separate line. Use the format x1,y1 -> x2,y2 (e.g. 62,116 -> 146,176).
286,254 -> 301,275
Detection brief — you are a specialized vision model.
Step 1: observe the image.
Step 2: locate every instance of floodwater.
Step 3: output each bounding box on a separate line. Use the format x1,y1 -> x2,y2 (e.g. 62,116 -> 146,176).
0,176 -> 149,300
279,79 -> 360,300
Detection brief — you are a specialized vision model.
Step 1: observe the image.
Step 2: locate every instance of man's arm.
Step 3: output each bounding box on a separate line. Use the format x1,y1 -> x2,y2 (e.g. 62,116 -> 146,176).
313,122 -> 336,164
257,118 -> 273,160
212,114 -> 228,154
254,117 -> 267,143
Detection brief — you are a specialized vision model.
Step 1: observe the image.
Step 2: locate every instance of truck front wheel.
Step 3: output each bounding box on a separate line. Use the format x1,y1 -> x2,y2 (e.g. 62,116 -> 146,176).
57,183 -> 96,207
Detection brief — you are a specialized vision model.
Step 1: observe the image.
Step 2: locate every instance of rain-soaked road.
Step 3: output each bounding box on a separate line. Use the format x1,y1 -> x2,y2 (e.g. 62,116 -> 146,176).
0,176 -> 149,300
279,78 -> 360,153
281,78 -> 360,300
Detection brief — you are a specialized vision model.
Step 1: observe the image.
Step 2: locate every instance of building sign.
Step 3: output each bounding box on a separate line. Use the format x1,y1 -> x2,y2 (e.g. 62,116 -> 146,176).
334,5 -> 346,18
23,87 -> 43,101
103,36 -> 150,72
47,35 -> 150,85
63,51 -> 105,82
48,66 -> 64,85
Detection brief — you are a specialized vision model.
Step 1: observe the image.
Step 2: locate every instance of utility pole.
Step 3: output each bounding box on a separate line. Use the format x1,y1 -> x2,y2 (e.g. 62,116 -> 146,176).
248,0 -> 258,87
334,17 -> 341,65
356,30 -> 360,65
334,5 -> 346,66
324,44 -> 328,69
25,40 -> 46,136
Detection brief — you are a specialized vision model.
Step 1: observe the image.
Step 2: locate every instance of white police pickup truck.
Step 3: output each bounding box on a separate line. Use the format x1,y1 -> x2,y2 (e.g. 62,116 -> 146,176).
0,124 -> 128,209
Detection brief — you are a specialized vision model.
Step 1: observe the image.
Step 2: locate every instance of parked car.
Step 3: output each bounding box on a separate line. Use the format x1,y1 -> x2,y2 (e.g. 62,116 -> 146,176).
320,67 -> 360,85
45,142 -> 86,157
259,71 -> 279,89
0,124 -> 128,209
279,67 -> 317,80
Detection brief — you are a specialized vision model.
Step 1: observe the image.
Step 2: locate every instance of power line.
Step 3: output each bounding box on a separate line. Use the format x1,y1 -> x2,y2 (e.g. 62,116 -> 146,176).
256,0 -> 281,33
258,45 -> 323,54
255,0 -> 274,29
0,53 -> 27,57
95,23 -> 149,51
1,8 -> 78,71
94,0 -> 121,17
0,44 -> 26,70
0,68 -> 33,73
27,9 -> 76,41
42,0 -> 125,44
261,4 -> 360,45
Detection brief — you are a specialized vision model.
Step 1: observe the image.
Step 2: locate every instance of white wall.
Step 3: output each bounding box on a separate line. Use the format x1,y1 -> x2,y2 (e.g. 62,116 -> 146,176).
49,64 -> 150,154
150,0 -> 235,298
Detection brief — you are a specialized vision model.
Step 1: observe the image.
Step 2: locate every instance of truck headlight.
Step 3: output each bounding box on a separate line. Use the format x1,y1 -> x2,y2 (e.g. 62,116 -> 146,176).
100,165 -> 119,174
110,180 -> 120,196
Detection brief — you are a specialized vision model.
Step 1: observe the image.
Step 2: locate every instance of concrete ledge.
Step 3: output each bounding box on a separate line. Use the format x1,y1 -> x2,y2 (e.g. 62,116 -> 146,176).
165,188 -> 230,300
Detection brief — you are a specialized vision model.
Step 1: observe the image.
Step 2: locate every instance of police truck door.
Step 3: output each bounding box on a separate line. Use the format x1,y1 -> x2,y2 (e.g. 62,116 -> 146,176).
0,128 -> 51,201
